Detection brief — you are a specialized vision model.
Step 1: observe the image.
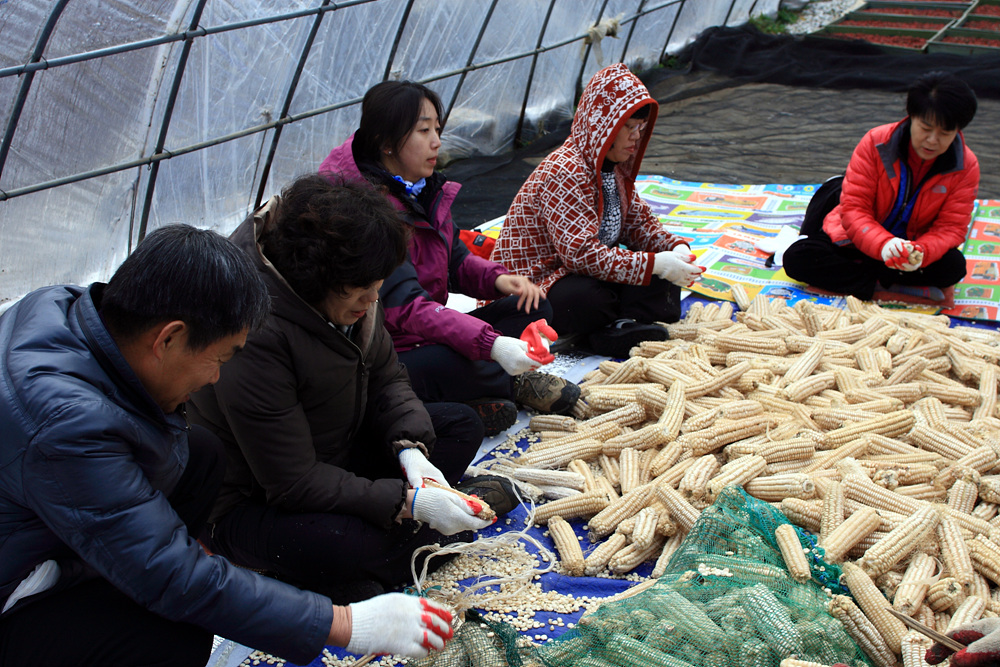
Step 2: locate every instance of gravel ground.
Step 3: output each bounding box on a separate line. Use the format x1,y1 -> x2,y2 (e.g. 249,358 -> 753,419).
786,0 -> 867,34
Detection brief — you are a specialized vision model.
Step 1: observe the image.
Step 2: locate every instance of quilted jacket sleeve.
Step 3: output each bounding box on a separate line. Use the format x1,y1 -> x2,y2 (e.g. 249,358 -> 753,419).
381,256 -> 500,361
838,132 -> 893,260
913,154 -> 979,265
23,402 -> 332,664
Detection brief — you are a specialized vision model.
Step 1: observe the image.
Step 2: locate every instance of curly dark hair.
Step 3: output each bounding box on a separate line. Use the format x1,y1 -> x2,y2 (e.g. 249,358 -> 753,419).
259,175 -> 408,307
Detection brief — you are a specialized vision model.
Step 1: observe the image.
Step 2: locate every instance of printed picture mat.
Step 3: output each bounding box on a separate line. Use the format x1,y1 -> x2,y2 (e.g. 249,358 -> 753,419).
477,176 -> 1000,323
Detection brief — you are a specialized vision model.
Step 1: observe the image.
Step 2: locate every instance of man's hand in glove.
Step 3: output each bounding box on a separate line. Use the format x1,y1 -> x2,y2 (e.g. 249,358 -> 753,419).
653,250 -> 704,287
490,336 -> 541,375
347,594 -> 453,657
926,618 -> 1000,666
398,448 -> 447,489
411,486 -> 493,534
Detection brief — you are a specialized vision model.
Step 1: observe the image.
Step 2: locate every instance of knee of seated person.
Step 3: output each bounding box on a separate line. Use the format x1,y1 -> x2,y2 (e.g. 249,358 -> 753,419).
148,621 -> 214,667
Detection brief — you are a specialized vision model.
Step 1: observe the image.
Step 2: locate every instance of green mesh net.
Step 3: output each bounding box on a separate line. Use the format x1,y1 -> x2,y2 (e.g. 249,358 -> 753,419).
415,487 -> 872,667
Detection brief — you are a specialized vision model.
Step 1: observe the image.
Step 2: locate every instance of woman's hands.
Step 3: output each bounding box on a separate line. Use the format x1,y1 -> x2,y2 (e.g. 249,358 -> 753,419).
495,274 -> 543,313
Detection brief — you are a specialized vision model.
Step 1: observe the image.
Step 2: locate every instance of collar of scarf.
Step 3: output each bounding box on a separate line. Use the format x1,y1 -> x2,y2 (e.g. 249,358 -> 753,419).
392,174 -> 426,198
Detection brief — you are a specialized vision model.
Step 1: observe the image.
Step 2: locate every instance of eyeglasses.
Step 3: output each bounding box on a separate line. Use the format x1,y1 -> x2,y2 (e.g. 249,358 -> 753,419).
624,122 -> 647,137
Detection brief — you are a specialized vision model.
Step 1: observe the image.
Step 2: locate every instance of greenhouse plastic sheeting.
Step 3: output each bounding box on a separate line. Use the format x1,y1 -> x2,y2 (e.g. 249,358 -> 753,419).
0,0 -> 778,307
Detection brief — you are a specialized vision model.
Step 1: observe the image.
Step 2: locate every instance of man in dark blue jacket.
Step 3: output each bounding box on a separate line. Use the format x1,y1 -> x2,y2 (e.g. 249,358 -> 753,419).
0,225 -> 453,667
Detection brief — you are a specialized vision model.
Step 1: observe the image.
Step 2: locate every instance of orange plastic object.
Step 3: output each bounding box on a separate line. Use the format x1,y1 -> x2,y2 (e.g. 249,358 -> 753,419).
521,319 -> 558,365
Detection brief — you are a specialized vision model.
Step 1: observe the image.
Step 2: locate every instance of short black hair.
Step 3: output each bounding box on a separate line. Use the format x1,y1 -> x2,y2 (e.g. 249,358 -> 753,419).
259,175 -> 408,307
907,71 -> 977,131
353,80 -> 444,163
101,225 -> 270,350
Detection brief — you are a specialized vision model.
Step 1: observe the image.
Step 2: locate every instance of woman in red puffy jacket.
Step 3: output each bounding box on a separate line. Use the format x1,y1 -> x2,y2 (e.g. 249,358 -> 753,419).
783,72 -> 979,302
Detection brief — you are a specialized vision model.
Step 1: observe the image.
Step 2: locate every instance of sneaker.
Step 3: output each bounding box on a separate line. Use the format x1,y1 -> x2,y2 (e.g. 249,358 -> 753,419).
587,318 -> 668,358
513,371 -> 581,415
454,475 -> 524,517
467,397 -> 517,437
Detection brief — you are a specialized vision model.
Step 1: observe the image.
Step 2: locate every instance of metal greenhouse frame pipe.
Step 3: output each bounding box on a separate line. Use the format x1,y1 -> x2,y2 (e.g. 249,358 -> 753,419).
0,1 -> 375,82
135,0 -> 209,247
619,0 -> 649,64
659,0 -> 688,64
513,0 -> 557,148
0,0 -> 690,205
443,0 -> 500,126
0,0 -> 71,185
254,0 -> 335,211
723,0 -> 742,25
382,0 -> 415,82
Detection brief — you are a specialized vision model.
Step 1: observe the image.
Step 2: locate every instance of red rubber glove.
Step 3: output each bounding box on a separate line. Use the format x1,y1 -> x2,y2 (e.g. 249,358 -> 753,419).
520,319 -> 557,365
926,618 -> 1000,666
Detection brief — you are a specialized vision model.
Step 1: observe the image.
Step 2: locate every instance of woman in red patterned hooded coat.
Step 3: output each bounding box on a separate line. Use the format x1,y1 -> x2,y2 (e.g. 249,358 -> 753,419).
491,63 -> 702,358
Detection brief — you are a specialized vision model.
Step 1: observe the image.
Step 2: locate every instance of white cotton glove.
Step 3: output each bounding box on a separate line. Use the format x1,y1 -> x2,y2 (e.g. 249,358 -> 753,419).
489,336 -> 541,376
653,250 -> 704,286
880,237 -> 910,269
671,243 -> 692,256
398,448 -> 448,489
347,593 -> 454,657
411,486 -> 493,535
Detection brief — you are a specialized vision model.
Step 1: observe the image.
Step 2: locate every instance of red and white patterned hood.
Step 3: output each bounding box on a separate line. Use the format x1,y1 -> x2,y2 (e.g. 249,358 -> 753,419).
570,63 -> 659,182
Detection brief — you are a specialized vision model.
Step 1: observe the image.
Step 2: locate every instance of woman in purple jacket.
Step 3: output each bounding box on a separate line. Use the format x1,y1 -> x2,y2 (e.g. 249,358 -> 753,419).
320,81 -> 580,436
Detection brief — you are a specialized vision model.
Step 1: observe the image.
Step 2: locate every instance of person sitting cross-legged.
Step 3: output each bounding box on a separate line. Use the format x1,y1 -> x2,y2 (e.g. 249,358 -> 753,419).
783,71 -> 979,302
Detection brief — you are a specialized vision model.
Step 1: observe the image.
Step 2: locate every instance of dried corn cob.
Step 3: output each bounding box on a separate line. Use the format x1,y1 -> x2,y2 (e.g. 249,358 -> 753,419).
938,515 -> 976,593
822,410 -> 915,449
900,630 -> 933,667
841,562 -> 908,654
927,577 -> 966,613
774,524 -> 811,583
858,504 -> 940,578
528,414 -> 578,433
893,552 -> 938,615
512,466 -> 586,491
827,594 -> 897,667
970,534 -> 1000,586
532,491 -> 610,525
587,484 -> 654,539
521,438 -> 603,469
678,454 -> 721,502
651,530 -> 685,579
602,423 -> 669,456
423,479 -> 496,522
608,536 -> 665,574
583,532 -> 628,576
618,447 -> 642,495
744,473 -> 816,502
655,483 -> 701,532
946,595 -> 987,632
706,454 -> 767,499
781,497 -> 823,533
819,479 -> 845,544
820,505 -> 880,563
548,515 -> 585,576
